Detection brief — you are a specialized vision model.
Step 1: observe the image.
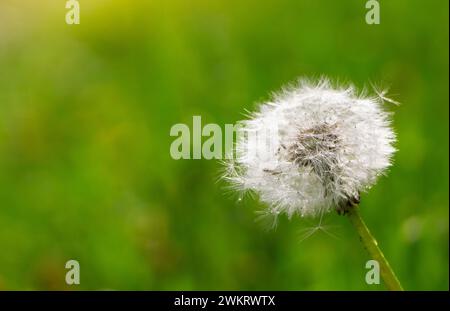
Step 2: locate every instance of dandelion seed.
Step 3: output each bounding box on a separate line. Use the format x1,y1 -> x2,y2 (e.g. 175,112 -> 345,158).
223,77 -> 396,218
297,212 -> 340,243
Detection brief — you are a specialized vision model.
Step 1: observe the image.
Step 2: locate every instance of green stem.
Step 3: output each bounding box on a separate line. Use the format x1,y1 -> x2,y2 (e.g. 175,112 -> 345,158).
346,206 -> 403,291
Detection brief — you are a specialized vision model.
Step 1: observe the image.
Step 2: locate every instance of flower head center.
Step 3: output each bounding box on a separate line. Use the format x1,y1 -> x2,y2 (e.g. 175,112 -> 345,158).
287,123 -> 340,169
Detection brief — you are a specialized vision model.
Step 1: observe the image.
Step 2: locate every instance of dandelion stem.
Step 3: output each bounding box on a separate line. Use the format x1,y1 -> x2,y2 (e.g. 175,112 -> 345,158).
346,206 -> 403,291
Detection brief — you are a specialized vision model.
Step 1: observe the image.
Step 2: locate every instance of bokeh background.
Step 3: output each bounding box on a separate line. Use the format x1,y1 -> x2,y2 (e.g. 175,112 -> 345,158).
0,0 -> 448,290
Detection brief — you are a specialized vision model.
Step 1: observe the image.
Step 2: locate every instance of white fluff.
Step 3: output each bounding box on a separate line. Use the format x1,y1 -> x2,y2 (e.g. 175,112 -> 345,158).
224,78 -> 396,218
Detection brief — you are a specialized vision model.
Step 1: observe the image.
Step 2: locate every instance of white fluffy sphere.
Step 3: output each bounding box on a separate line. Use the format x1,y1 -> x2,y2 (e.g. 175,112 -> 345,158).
225,78 -> 396,218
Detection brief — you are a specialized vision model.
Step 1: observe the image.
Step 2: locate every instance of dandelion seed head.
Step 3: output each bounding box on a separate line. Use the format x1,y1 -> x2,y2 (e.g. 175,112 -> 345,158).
224,78 -> 396,218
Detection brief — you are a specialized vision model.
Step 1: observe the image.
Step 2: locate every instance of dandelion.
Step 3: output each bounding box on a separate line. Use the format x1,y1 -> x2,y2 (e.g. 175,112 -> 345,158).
223,78 -> 403,290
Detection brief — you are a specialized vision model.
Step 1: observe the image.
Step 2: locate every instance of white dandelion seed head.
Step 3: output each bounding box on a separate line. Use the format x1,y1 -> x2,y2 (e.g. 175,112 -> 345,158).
224,78 -> 396,218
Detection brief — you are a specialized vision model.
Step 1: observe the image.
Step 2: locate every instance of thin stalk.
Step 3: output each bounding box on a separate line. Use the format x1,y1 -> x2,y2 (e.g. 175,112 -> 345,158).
346,206 -> 403,291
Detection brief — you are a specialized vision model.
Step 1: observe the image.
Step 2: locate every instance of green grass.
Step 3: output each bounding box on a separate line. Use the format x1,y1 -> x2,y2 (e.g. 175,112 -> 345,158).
0,0 -> 448,290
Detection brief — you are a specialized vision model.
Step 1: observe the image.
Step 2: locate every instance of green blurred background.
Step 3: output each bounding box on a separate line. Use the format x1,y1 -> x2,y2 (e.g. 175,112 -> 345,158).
0,0 -> 448,290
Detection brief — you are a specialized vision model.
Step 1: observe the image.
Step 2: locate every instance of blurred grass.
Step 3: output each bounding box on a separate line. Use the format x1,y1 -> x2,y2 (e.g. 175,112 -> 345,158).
0,0 -> 448,290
